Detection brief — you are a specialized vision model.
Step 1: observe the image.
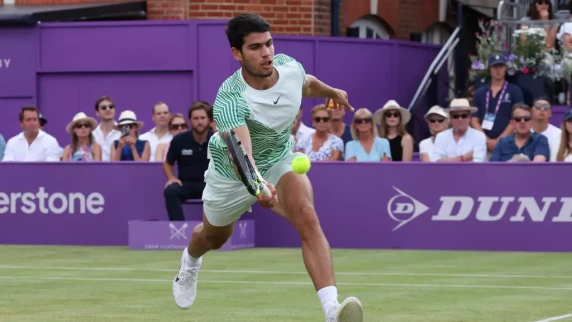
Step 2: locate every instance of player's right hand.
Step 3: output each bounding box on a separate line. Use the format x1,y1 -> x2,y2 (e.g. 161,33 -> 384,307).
256,183 -> 278,208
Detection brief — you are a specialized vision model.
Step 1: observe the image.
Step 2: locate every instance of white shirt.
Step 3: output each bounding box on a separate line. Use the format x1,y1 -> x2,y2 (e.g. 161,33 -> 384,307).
289,122 -> 316,151
93,124 -> 121,162
557,22 -> 572,40
139,127 -> 173,161
419,137 -> 435,161
2,130 -> 61,162
532,124 -> 561,150
431,127 -> 487,162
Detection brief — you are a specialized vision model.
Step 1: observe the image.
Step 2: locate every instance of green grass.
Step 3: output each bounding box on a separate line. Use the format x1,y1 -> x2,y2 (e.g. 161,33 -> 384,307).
1,245 -> 572,321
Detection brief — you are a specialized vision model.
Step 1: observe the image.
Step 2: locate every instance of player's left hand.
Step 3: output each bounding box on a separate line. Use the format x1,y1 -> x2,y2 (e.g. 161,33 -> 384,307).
326,89 -> 354,112
256,183 -> 278,208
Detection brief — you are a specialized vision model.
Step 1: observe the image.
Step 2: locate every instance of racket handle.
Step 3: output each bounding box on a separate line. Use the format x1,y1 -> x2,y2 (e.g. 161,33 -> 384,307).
260,183 -> 272,196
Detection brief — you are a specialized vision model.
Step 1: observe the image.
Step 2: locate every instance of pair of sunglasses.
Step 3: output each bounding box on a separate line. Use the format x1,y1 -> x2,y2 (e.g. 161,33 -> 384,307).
74,123 -> 92,129
384,112 -> 400,118
513,116 -> 531,123
428,118 -> 445,124
450,113 -> 469,119
314,117 -> 330,123
98,104 -> 115,110
354,117 -> 372,124
170,123 -> 188,130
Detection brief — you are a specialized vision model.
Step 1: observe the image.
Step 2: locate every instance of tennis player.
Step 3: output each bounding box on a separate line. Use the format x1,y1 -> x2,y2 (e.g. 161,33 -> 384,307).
172,13 -> 363,322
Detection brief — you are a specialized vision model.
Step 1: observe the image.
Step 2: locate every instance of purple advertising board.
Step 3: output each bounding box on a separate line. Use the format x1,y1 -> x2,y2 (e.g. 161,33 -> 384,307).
0,20 -> 444,147
0,162 -> 571,252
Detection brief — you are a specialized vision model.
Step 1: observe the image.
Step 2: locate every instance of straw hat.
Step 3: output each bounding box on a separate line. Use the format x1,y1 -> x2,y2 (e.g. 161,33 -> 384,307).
113,110 -> 144,130
65,112 -> 98,134
424,105 -> 449,120
447,98 -> 478,114
373,100 -> 411,125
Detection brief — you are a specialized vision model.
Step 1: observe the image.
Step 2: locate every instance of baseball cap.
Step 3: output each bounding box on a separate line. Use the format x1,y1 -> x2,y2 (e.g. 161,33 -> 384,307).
39,113 -> 47,126
488,54 -> 507,66
564,109 -> 572,121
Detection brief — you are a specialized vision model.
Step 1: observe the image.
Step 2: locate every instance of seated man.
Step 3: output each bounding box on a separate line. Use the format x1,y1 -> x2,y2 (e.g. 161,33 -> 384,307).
163,103 -> 213,221
490,103 -> 549,162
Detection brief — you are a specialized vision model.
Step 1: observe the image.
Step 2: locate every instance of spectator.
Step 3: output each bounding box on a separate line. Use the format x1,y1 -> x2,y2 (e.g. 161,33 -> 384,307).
192,100 -> 216,133
163,103 -> 213,221
344,108 -> 391,162
551,109 -> 572,161
329,103 -> 353,149
530,98 -> 561,150
557,0 -> 572,52
295,104 -> 343,161
0,134 -> 5,161
139,102 -> 173,161
110,110 -> 150,161
290,106 -> 315,151
490,103 -> 550,162
39,113 -> 48,130
373,100 -> 414,161
92,96 -> 121,161
419,105 -> 449,162
432,99 -> 487,162
520,0 -> 558,50
471,54 -> 524,158
155,113 -> 188,162
61,112 -> 102,161
2,106 -> 61,162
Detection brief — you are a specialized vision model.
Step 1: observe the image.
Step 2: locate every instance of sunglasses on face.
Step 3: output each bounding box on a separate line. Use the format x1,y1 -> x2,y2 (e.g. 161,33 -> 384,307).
74,123 -> 92,129
513,116 -> 531,123
428,118 -> 445,123
170,123 -> 188,130
450,113 -> 469,119
99,104 -> 115,111
534,103 -> 551,111
354,117 -> 372,124
314,117 -> 330,123
385,112 -> 400,118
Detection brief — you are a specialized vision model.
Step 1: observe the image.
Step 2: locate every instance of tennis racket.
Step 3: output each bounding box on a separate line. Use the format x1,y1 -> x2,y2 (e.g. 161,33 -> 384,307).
223,129 -> 271,197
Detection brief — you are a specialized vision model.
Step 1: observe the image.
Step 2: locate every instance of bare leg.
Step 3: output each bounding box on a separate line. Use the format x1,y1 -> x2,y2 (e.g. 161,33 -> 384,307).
272,172 -> 363,321
188,213 -> 236,258
273,172 -> 334,290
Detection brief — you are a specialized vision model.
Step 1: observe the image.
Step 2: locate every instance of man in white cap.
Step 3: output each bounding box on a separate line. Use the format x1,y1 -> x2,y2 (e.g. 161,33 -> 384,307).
432,98 -> 487,162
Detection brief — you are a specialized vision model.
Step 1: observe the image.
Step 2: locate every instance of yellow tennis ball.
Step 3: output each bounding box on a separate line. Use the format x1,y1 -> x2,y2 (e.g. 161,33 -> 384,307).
292,154 -> 311,174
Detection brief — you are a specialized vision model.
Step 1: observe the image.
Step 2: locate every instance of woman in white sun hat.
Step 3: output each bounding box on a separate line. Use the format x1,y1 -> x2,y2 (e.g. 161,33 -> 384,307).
110,110 -> 150,161
373,100 -> 414,161
61,112 -> 102,161
419,105 -> 449,162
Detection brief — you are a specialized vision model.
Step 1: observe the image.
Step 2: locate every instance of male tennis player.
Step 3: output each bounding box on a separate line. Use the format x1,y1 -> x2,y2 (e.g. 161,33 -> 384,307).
172,13 -> 363,322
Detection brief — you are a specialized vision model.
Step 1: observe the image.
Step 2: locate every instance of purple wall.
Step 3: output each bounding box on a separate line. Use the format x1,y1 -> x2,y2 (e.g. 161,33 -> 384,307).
0,20 -> 444,145
0,162 -> 571,252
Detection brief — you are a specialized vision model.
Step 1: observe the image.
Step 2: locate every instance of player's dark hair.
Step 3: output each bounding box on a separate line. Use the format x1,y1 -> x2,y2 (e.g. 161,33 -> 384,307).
225,13 -> 271,51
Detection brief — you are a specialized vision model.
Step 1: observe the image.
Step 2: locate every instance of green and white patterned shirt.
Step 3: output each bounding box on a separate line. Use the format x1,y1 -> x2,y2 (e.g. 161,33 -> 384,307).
209,54 -> 307,180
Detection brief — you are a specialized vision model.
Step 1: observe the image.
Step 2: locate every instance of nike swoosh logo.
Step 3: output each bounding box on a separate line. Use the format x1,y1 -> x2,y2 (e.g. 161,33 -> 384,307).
273,94 -> 282,105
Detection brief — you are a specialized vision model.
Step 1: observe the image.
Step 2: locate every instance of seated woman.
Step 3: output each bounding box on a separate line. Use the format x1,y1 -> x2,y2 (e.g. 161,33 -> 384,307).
520,0 -> 559,50
61,112 -> 102,161
419,105 -> 449,162
110,110 -> 150,162
344,108 -> 391,162
373,100 -> 414,161
551,110 -> 572,162
295,104 -> 344,161
155,113 -> 189,161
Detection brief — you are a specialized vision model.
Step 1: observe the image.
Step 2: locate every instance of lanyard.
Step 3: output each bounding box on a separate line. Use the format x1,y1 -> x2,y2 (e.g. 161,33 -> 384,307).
485,81 -> 508,115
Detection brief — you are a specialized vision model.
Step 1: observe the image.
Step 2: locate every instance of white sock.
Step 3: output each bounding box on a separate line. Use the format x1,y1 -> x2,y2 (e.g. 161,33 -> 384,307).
317,286 -> 339,314
184,247 -> 201,268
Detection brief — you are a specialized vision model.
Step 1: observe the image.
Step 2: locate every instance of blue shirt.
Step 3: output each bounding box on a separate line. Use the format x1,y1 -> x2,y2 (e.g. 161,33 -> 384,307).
113,139 -> 147,161
473,82 -> 524,139
490,133 -> 549,162
344,137 -> 392,162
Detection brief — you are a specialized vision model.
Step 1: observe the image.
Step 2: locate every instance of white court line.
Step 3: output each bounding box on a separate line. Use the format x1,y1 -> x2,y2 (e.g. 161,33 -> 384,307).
531,313 -> 572,322
0,265 -> 571,279
0,275 -> 572,291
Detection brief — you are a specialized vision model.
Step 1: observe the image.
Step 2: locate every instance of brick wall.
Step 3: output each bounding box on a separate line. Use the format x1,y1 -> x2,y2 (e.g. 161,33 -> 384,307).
10,0 -> 443,39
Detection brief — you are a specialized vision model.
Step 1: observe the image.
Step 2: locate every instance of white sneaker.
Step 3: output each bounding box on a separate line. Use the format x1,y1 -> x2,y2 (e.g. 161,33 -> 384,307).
326,297 -> 363,322
172,249 -> 202,310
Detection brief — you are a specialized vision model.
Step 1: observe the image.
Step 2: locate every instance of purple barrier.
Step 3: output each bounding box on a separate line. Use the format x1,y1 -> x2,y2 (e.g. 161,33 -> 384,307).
128,220 -> 255,251
0,21 -> 443,145
1,162 -> 570,252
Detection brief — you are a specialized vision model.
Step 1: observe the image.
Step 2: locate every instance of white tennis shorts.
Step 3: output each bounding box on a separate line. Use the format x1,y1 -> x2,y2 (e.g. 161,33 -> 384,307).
201,150 -> 299,227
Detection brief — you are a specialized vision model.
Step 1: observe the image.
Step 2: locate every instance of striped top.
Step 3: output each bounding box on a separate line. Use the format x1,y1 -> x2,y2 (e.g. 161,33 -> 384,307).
209,54 -> 306,180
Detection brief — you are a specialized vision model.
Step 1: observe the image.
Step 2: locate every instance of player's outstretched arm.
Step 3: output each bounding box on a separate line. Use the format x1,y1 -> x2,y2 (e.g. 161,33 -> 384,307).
302,74 -> 354,112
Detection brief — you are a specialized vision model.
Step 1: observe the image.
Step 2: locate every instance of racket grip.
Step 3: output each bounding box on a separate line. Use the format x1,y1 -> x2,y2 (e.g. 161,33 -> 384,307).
260,183 -> 272,196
